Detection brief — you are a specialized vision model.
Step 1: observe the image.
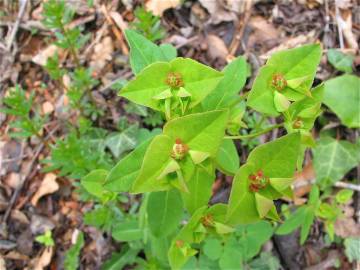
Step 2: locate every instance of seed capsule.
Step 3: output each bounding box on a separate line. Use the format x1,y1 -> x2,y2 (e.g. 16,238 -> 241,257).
292,117 -> 303,129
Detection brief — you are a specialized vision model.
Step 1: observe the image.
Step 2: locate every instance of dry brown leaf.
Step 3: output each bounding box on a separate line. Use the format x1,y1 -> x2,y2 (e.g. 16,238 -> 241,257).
32,45 -> 61,66
33,247 -> 53,270
248,16 -> 281,52
110,11 -> 128,32
199,0 -> 239,24
206,35 -> 229,60
31,173 -> 59,206
145,0 -> 180,16
260,30 -> 317,60
293,163 -> 315,197
42,101 -> 54,115
338,10 -> 359,52
5,172 -> 21,189
89,36 -> 114,73
334,204 -> 360,238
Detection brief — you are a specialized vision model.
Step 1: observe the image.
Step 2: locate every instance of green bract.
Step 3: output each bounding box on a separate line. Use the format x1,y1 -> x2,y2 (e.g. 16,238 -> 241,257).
227,133 -> 300,224
120,58 -> 223,118
247,44 -> 322,115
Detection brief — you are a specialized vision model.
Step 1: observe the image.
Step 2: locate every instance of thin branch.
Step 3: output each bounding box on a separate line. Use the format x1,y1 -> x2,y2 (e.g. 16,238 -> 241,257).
224,123 -> 283,140
6,0 -> 28,52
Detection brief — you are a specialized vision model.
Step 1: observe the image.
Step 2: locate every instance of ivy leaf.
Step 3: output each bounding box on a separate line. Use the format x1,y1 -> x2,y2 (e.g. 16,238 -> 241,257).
201,56 -> 247,111
105,125 -> 138,158
104,139 -> 152,193
147,189 -> 183,238
216,139 -> 239,176
120,58 -> 223,113
313,136 -> 359,187
163,110 -> 229,157
182,166 -> 215,214
125,29 -> 169,74
219,237 -> 243,270
323,74 -> 360,128
227,133 -> 300,225
247,44 -> 321,115
112,220 -> 143,242
327,49 -> 354,73
344,238 -> 360,262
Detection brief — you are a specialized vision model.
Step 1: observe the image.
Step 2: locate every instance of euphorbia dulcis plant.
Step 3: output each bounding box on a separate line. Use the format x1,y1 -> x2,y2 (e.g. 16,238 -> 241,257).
82,30 -> 323,269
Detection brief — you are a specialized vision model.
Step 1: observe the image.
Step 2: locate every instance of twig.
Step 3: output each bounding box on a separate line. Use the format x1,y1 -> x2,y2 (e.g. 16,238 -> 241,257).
6,0 -> 28,52
101,4 -> 129,55
335,0 -> 344,49
293,179 -> 360,192
228,0 -> 252,56
224,123 -> 283,140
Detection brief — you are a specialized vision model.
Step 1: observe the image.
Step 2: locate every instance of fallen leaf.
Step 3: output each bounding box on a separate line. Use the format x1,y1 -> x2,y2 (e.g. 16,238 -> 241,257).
293,163 -> 315,198
199,0 -> 239,24
42,101 -> 54,115
145,0 -> 180,16
338,10 -> 359,52
248,16 -> 281,52
33,247 -> 53,270
89,36 -> 114,73
32,45 -> 61,66
31,173 -> 59,206
260,31 -> 317,60
334,204 -> 360,238
206,35 -> 229,60
5,172 -> 21,189
30,214 -> 56,235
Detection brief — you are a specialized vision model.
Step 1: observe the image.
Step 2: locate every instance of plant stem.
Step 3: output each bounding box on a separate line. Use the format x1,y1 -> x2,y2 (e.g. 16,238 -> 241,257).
224,123 -> 284,140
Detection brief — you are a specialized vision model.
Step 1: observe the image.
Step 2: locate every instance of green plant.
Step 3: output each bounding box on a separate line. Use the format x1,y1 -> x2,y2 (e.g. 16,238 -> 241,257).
35,230 -> 55,247
1,85 -> 46,139
131,6 -> 166,42
80,29 -> 334,269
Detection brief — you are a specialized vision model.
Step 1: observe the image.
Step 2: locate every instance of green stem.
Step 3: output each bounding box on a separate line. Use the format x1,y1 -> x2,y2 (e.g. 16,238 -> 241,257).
224,123 -> 284,140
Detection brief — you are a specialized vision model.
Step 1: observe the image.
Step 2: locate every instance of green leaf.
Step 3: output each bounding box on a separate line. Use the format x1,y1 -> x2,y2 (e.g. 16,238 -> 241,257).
276,206 -> 307,235
164,110 -> 229,157
81,169 -> 109,199
168,207 -> 207,269
125,29 -> 169,74
336,189 -> 354,204
273,91 -> 290,112
300,207 -> 315,244
323,74 -> 360,128
216,139 -> 239,175
219,238 -> 243,270
344,238 -> 360,262
64,232 -> 85,270
101,248 -> 140,270
120,58 -> 223,113
160,43 -> 177,61
236,221 -> 274,260
131,134 -> 174,193
248,252 -> 281,270
313,136 -> 359,187
147,189 -> 183,237
203,238 -> 223,261
201,56 -> 247,110
327,49 -> 354,73
248,44 -> 321,115
112,220 -> 143,242
104,139 -> 152,192
182,166 -> 214,214
246,132 -> 300,177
